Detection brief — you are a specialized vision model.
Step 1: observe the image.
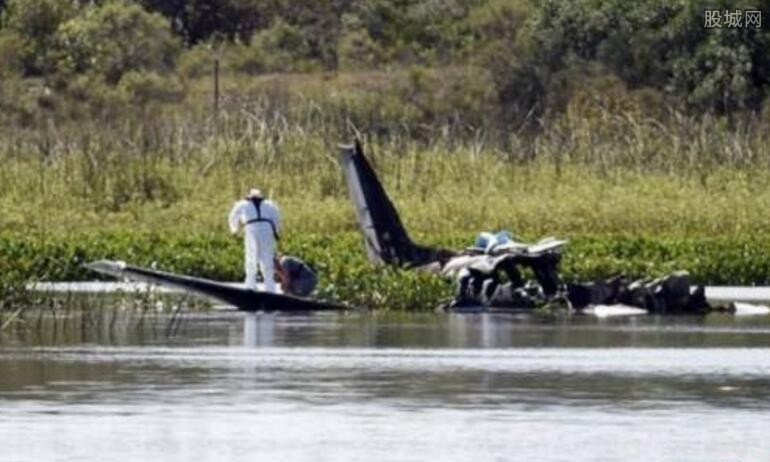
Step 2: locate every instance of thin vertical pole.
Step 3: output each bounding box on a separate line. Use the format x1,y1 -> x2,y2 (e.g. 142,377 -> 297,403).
214,57 -> 220,114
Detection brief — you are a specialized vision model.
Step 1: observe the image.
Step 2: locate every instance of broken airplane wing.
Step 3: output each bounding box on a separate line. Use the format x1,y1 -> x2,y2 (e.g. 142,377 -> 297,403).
85,260 -> 350,312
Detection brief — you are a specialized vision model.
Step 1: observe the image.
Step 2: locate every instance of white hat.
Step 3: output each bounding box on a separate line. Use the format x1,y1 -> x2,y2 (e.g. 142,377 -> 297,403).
247,188 -> 263,198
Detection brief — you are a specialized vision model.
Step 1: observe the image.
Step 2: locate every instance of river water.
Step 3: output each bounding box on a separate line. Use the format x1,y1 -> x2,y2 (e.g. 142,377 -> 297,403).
1,308 -> 770,461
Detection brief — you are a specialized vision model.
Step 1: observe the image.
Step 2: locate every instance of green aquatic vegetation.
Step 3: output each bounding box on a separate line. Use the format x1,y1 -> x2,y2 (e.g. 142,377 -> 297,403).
4,231 -> 770,311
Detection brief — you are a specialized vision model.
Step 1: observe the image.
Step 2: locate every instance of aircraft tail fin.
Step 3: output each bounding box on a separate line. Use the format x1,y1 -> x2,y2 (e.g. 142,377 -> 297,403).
338,141 -> 441,268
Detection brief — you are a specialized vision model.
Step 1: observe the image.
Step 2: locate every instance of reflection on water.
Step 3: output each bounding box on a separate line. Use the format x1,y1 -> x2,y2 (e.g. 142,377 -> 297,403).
2,308 -> 770,462
7,308 -> 770,349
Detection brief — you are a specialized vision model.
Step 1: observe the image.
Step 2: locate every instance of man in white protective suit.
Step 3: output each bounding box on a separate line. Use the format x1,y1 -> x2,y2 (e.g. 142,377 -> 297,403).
228,188 -> 282,292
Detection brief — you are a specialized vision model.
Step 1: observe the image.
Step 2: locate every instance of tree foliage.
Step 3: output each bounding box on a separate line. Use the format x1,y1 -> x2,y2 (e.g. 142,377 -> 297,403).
521,0 -> 770,112
3,0 -> 770,119
227,19 -> 312,73
3,0 -> 77,75
56,1 -> 180,84
137,0 -> 266,44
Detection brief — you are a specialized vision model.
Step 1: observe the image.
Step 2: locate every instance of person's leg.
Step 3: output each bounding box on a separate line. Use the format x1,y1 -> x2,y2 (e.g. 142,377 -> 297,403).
257,231 -> 277,293
260,256 -> 277,293
244,230 -> 258,290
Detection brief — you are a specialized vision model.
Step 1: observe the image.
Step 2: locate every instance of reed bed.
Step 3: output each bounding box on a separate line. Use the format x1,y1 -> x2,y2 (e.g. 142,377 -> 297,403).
3,105 -> 770,237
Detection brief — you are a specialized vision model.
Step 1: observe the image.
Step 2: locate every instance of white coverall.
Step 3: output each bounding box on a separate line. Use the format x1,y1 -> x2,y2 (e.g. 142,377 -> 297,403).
228,198 -> 282,292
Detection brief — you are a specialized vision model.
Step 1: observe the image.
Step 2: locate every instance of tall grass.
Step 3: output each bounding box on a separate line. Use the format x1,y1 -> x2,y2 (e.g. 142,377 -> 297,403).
2,79 -> 770,238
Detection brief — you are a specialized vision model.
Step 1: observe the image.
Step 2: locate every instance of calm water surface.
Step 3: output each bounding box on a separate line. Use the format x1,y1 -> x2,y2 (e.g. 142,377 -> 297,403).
1,308 -> 770,462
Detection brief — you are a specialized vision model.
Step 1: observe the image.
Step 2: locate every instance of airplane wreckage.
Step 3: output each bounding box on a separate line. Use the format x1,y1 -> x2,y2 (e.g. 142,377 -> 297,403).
85,260 -> 348,312
338,140 -> 767,315
82,140 -> 768,316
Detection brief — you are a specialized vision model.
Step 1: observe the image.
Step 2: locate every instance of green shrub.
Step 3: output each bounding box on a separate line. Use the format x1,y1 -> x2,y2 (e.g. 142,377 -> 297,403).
177,44 -> 216,79
56,0 -> 181,84
338,28 -> 384,70
224,19 -> 316,74
226,41 -> 268,74
3,0 -> 77,75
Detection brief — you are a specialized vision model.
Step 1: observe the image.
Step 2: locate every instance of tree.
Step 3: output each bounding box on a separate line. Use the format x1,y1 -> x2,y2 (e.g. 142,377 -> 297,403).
521,0 -> 770,112
467,0 -> 544,127
3,0 -> 77,75
228,19 -> 311,73
348,0 -> 480,64
138,0 -> 267,44
57,1 -> 181,84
